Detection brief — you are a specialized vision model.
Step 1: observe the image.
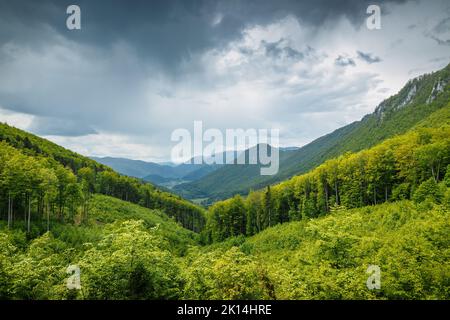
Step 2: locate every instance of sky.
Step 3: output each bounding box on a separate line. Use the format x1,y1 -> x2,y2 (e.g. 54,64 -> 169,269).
0,0 -> 449,162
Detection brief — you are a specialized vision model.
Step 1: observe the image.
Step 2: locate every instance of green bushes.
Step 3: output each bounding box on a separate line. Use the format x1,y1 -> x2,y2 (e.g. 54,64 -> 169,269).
236,200 -> 449,299
182,247 -> 275,299
413,178 -> 445,204
78,221 -> 183,300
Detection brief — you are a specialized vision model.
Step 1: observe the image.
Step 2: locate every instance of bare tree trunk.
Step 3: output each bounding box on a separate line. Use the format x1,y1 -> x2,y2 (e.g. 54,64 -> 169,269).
11,197 -> 14,227
385,186 -> 388,202
47,201 -> 50,232
82,197 -> 89,223
436,162 -> 441,182
23,195 -> 26,225
335,180 -> 339,205
27,195 -> 31,233
256,210 -> 260,233
7,192 -> 11,229
60,201 -> 65,223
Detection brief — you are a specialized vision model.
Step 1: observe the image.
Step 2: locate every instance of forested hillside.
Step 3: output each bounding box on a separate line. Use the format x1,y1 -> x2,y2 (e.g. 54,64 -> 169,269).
202,110 -> 450,242
0,193 -> 199,299
1,190 -> 448,299
0,123 -> 205,232
197,199 -> 449,299
175,63 -> 450,202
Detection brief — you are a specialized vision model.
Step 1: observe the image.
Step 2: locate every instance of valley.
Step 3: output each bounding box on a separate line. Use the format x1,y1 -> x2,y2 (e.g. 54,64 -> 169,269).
0,64 -> 449,300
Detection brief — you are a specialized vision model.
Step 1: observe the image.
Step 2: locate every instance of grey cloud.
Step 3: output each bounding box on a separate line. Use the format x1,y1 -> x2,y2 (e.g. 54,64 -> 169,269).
284,46 -> 304,60
378,88 -> 390,93
157,89 -> 175,99
433,17 -> 450,34
261,39 -> 304,60
429,56 -> 450,63
357,51 -> 382,64
430,35 -> 450,46
335,55 -> 356,67
29,116 -> 97,136
426,15 -> 450,46
238,47 -> 254,55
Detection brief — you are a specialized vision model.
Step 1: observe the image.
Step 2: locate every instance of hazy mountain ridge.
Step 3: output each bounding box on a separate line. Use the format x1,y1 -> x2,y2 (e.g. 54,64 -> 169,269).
93,147 -> 296,189
90,156 -> 198,179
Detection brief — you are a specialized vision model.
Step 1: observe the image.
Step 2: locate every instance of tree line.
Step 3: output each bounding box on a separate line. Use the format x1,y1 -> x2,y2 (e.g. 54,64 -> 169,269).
0,138 -> 205,233
203,126 -> 450,242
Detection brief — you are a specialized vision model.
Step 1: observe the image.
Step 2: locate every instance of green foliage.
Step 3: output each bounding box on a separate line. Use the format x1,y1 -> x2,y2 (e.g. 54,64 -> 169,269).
204,126 -> 450,241
0,195 -> 200,299
7,232 -> 72,299
78,220 -> 183,299
88,194 -> 198,254
413,178 -> 444,204
236,200 -> 450,299
182,247 -> 275,299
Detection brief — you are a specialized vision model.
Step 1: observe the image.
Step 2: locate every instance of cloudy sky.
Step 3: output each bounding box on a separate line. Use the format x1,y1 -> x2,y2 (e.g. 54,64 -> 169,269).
0,0 -> 449,162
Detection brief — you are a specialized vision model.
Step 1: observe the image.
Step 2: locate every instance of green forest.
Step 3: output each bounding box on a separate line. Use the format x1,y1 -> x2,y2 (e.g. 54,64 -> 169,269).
203,123 -> 450,242
1,72 -> 450,299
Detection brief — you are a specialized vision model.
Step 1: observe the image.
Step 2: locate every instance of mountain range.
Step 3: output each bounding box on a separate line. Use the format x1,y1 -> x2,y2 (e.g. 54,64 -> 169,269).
92,147 -> 300,193
90,156 -> 217,186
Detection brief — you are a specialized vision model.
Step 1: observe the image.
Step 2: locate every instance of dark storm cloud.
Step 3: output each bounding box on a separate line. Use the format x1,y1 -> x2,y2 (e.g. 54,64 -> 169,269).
357,51 -> 382,64
0,0 -> 408,72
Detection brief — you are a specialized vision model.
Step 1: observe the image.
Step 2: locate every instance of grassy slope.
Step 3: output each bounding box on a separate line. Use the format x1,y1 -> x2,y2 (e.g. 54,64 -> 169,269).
10,194 -> 199,256
175,63 -> 450,202
88,194 -> 199,249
